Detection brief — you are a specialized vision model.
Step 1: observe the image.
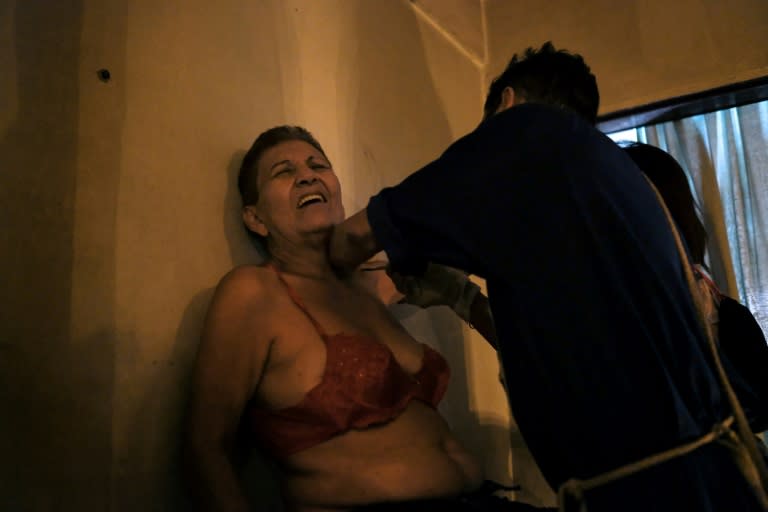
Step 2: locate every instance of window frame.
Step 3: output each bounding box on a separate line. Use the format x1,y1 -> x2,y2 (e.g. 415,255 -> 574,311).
597,76 -> 768,134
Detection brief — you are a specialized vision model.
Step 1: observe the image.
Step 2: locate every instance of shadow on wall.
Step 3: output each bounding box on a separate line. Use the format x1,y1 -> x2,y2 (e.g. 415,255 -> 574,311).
430,308 -> 514,486
118,287 -> 214,511
222,149 -> 281,508
0,1 -> 118,509
225,149 -> 267,267
143,150 -> 272,509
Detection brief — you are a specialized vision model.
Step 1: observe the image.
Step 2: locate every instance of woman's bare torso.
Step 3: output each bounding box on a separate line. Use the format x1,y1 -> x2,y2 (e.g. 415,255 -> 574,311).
252,267 -> 482,511
282,402 -> 480,511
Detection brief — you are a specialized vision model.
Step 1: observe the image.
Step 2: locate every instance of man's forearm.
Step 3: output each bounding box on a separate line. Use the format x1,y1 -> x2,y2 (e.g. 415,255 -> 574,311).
329,209 -> 381,272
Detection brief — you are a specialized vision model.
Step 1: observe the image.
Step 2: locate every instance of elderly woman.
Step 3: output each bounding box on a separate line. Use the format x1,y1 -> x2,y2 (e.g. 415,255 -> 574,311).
185,126 -> 503,512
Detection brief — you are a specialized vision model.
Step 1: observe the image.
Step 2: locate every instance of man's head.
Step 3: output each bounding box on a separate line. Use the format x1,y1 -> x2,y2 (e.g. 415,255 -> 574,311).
482,42 -> 599,124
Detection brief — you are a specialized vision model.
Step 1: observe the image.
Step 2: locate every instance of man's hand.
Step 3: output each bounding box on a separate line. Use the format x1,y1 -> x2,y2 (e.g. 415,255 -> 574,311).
329,209 -> 381,275
388,263 -> 480,322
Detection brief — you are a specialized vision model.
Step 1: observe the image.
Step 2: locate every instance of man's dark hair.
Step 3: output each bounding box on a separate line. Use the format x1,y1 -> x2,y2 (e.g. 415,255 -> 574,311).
237,125 -> 327,206
483,41 -> 599,123
621,142 -> 707,264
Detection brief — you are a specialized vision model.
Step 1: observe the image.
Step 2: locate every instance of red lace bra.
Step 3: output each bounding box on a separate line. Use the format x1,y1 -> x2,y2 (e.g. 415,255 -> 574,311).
246,266 -> 450,458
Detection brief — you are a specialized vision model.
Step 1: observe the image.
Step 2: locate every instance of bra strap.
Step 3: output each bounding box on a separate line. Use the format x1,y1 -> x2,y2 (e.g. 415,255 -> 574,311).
268,264 -> 328,337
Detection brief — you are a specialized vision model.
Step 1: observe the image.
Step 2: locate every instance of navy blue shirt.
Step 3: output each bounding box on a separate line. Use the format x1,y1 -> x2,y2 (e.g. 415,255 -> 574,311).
367,104 -> 759,509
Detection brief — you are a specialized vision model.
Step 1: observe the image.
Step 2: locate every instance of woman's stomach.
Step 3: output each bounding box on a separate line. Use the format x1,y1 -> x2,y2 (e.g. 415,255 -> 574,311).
278,401 -> 483,511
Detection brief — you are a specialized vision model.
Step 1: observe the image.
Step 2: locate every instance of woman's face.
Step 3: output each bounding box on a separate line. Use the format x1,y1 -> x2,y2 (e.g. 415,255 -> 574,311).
245,139 -> 344,243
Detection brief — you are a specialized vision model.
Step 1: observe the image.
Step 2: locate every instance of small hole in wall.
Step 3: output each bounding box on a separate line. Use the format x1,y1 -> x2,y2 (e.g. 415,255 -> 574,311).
97,69 -> 111,82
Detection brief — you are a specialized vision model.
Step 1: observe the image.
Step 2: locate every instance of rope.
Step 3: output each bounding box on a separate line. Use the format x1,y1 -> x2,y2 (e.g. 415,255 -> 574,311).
557,417 -> 734,512
555,177 -> 768,511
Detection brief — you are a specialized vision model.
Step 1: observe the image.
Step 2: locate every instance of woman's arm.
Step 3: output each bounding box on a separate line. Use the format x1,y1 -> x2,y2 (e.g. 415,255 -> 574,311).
184,267 -> 274,512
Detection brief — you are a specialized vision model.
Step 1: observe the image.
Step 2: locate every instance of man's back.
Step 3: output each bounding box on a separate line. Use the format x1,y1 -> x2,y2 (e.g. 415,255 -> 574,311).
366,103 -> 762,510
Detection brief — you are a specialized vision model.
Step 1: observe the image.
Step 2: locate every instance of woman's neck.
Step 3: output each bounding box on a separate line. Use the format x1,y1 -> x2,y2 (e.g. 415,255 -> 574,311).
267,241 -> 338,281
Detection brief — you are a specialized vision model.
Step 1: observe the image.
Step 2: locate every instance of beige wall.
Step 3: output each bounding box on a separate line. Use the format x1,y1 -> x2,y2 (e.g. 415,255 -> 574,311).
485,0 -> 768,115
1,1 -> 114,509
1,0 -> 509,510
3,0 -> 767,510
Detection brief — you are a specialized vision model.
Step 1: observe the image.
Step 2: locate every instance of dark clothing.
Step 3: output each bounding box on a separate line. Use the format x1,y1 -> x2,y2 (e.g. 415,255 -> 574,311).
366,104 -> 763,510
718,295 -> 768,432
352,481 -> 554,511
353,498 -> 551,512
694,266 -> 768,433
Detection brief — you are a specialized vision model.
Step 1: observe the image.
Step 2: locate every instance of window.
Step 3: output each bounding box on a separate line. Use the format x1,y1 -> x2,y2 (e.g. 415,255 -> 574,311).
599,83 -> 768,337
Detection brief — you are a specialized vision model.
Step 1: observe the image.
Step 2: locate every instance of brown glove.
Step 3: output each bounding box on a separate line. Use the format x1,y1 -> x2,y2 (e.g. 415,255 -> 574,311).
387,263 -> 480,322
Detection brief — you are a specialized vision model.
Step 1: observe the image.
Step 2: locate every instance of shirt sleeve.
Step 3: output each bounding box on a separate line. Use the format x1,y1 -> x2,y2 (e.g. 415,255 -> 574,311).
366,192 -> 428,275
366,105 -> 557,276
366,153 -> 475,275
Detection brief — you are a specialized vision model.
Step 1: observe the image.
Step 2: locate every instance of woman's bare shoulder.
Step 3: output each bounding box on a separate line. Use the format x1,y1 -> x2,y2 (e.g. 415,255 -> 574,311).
198,264 -> 285,358
216,264 -> 277,298
202,264 -> 283,326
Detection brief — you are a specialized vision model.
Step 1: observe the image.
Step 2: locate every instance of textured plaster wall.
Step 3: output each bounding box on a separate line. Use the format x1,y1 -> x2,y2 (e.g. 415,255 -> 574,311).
0,1 -> 114,509
0,1 -> 508,510
485,0 -> 768,115
3,0 -> 767,510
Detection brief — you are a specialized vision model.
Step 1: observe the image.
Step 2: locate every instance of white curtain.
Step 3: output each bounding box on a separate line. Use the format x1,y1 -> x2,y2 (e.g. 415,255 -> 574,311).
636,101 -> 768,337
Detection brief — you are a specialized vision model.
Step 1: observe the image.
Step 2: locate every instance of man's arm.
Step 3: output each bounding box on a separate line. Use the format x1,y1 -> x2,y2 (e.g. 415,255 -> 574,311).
388,263 -> 498,349
329,209 -> 381,274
